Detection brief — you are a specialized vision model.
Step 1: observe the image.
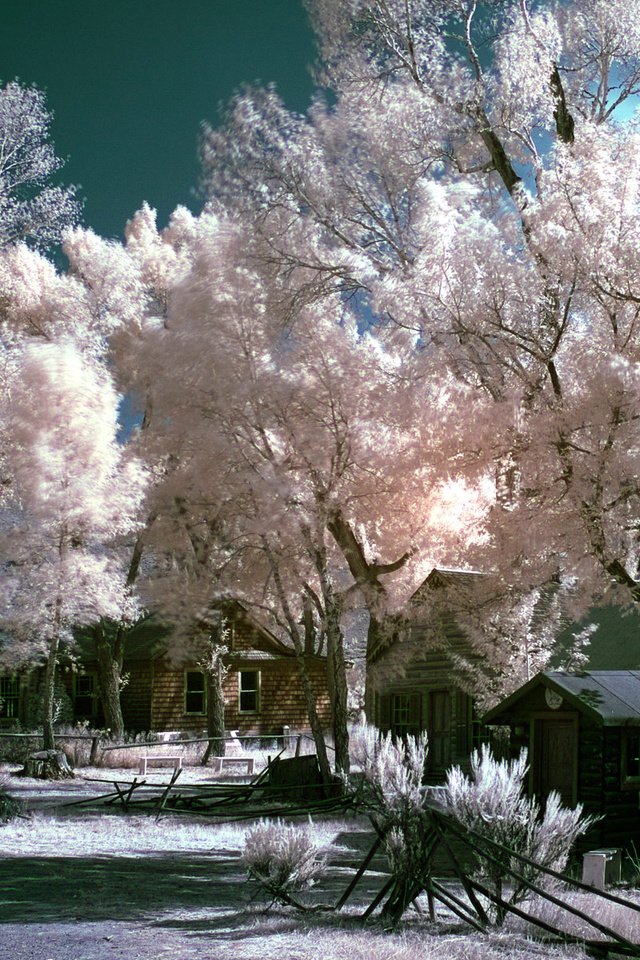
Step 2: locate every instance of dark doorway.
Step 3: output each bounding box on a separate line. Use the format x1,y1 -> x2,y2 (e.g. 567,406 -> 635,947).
428,689 -> 452,775
532,717 -> 577,806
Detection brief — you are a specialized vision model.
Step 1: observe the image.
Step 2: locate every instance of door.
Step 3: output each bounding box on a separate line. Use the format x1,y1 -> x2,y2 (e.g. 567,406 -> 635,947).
428,690 -> 451,775
533,718 -> 577,806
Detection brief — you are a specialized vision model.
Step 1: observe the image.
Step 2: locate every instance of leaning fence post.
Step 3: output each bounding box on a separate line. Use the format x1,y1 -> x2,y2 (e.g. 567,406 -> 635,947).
89,735 -> 100,765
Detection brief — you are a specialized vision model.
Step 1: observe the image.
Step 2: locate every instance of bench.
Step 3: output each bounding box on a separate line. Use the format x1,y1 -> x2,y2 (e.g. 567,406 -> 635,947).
212,756 -> 255,776
138,755 -> 183,775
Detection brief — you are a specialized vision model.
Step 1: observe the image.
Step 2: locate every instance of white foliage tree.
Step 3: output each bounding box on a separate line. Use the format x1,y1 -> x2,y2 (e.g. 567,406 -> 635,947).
0,81 -> 81,249
197,0 -> 640,682
0,341 -> 145,749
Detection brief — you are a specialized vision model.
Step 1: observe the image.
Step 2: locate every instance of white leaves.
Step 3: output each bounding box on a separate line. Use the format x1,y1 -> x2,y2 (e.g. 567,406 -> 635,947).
0,340 -> 147,646
0,81 -> 81,250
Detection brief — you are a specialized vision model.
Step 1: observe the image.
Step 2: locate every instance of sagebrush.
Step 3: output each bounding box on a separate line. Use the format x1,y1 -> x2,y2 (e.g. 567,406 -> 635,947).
445,745 -> 596,924
242,818 -> 324,907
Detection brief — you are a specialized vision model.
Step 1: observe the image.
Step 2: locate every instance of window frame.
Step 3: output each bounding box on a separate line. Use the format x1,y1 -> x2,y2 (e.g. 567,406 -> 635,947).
621,728 -> 640,789
73,671 -> 98,719
238,670 -> 261,715
390,692 -> 422,740
184,669 -> 207,716
0,675 -> 20,720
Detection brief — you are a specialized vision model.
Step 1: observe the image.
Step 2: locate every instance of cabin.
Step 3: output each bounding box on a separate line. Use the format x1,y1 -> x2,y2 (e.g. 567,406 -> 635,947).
367,568 -> 488,779
484,670 -> 640,851
366,567 -> 640,785
1,603 -> 332,737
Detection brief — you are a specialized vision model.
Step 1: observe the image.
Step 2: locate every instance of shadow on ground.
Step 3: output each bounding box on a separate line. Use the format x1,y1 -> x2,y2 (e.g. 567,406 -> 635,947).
0,851 -> 244,923
0,837 -> 391,926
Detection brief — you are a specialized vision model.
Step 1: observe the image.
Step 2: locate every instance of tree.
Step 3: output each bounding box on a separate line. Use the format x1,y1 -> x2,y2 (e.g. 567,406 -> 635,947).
0,81 -> 81,249
0,341 -> 145,749
0,222 -> 158,738
199,0 -> 640,679
116,210 -> 490,772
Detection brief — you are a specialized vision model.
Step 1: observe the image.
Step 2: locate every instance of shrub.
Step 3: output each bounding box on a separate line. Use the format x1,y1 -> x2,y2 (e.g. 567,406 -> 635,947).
350,722 -> 432,920
0,775 -> 23,823
445,744 -> 597,924
242,819 -> 324,907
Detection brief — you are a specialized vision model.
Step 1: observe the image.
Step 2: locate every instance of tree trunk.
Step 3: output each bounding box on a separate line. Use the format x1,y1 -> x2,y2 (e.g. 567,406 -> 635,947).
21,749 -> 74,780
92,528 -> 151,740
294,651 -> 333,785
94,623 -> 125,739
326,510 -> 411,728
42,633 -> 59,752
203,658 -> 226,764
324,597 -> 350,775
261,536 -> 333,786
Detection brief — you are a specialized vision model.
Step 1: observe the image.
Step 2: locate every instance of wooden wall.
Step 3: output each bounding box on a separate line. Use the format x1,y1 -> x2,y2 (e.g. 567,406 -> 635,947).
120,661 -> 152,733
224,659 -> 331,735
150,657 -> 332,736
368,624 -> 483,778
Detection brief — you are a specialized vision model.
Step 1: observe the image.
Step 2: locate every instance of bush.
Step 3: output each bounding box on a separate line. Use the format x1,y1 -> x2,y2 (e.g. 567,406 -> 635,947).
445,745 -> 597,924
242,818 -> 324,907
0,775 -> 23,823
350,722 -> 431,919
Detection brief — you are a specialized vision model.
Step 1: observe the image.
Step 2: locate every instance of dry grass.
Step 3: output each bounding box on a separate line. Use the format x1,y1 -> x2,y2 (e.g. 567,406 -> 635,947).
0,795 -> 350,858
516,888 -> 640,945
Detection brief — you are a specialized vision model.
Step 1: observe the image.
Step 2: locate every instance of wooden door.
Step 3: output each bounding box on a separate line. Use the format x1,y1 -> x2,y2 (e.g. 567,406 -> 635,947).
533,718 -> 577,806
428,690 -> 451,774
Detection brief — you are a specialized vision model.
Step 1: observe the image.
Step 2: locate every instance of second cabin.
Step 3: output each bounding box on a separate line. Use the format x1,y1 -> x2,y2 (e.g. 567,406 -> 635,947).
484,670 -> 640,851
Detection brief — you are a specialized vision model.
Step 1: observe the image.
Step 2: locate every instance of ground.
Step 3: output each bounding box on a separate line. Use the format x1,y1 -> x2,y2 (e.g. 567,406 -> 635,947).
0,765 -> 631,960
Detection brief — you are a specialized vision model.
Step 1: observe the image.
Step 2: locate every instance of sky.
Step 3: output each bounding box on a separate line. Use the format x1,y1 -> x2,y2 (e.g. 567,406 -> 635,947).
1,0 -> 317,241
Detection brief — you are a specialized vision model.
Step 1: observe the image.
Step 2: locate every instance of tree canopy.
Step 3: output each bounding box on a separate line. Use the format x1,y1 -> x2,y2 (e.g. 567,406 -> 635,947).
3,0 -> 640,747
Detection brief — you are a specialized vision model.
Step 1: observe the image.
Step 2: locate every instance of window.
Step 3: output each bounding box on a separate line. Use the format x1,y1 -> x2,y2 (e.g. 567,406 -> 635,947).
0,676 -> 19,720
390,692 -> 421,740
239,670 -> 260,713
428,689 -> 452,771
73,673 -> 97,718
184,671 -> 206,715
622,730 -> 640,786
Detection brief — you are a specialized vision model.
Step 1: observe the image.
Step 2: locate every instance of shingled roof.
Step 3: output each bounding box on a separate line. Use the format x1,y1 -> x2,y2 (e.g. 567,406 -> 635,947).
484,670 -> 640,726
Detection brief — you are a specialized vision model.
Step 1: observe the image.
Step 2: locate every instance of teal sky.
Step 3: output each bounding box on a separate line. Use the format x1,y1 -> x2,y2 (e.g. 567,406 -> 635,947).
1,1 -> 316,240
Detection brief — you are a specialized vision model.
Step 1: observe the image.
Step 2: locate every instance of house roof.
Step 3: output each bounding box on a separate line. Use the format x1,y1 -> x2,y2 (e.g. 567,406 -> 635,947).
71,600 -> 314,664
484,670 -> 640,726
410,567 -> 485,604
226,648 -> 294,662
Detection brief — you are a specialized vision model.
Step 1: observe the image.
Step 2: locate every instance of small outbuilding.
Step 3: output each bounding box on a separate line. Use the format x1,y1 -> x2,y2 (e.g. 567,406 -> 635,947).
484,670 -> 640,851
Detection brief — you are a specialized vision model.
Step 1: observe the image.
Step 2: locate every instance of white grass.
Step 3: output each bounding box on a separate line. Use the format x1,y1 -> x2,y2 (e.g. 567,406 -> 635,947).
0,805 -> 352,859
0,770 -> 627,960
516,889 -> 640,945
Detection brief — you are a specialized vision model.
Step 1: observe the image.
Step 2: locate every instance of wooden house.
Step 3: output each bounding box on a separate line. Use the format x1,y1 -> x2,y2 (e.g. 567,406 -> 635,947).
484,670 -> 640,851
3,603 -> 332,737
366,566 -> 640,785
146,605 -> 331,736
367,568 -> 487,779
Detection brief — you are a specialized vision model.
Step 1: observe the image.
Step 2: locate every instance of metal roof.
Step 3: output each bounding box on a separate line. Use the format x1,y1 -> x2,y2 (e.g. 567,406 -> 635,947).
484,670 -> 640,726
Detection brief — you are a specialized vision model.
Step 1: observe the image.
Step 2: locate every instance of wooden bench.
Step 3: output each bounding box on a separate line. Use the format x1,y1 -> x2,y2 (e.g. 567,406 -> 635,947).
138,755 -> 183,775
212,756 -> 255,776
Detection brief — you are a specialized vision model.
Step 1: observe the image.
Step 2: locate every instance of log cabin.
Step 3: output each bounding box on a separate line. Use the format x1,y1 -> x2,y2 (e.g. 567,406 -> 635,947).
484,670 -> 640,851
367,568 -> 488,779
367,568 -> 640,787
